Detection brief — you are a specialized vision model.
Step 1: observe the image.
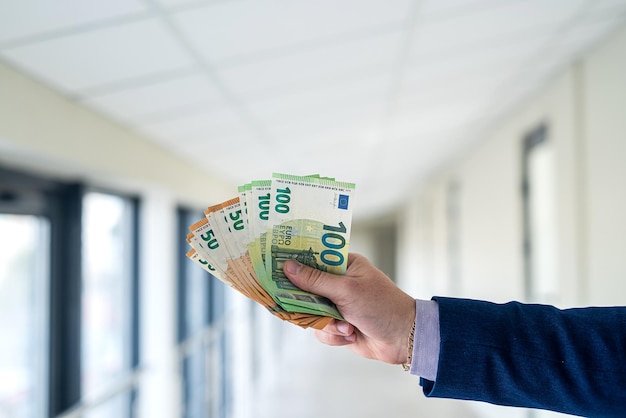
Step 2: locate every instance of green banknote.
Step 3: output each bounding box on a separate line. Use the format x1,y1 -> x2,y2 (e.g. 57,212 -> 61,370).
247,180 -> 272,288
262,173 -> 355,319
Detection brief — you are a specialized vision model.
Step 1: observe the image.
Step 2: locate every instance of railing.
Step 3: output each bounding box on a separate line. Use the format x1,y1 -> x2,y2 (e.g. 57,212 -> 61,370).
55,368 -> 143,418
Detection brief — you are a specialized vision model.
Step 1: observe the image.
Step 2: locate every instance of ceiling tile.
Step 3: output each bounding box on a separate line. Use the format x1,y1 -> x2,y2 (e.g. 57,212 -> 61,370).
410,0 -> 587,58
177,140 -> 277,186
1,0 -> 624,218
0,0 -> 148,44
261,76 -> 389,144
268,101 -> 385,147
216,31 -> 402,99
2,18 -> 194,93
420,0 -> 517,20
81,73 -> 225,123
246,72 -> 391,123
173,0 -> 412,63
401,33 -> 552,95
396,70 -> 518,113
387,98 -> 488,141
137,106 -> 248,142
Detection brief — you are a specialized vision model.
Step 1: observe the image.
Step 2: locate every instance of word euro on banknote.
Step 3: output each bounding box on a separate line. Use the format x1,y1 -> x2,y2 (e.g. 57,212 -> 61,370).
262,173 -> 355,319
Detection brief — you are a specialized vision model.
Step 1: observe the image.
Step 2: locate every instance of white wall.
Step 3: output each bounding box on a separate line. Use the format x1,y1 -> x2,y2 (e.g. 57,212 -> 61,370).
584,28 -> 626,306
396,23 -> 626,418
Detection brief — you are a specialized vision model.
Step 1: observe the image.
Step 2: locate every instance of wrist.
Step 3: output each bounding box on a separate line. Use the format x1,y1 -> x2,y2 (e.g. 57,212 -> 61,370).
395,296 -> 417,365
401,319 -> 416,370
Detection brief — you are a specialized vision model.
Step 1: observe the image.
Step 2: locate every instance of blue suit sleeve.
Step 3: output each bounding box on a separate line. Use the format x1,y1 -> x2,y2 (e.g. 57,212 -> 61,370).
420,297 -> 626,417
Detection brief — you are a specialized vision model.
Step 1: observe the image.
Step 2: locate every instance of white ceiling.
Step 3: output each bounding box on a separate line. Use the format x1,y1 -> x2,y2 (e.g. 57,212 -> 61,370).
1,0 -> 625,218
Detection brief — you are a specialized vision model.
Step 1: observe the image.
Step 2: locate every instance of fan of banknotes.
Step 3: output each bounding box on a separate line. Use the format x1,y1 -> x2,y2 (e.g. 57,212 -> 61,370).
185,173 -> 355,330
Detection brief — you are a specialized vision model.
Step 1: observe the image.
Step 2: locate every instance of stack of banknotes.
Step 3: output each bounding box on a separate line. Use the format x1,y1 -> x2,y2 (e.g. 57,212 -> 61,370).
185,173 -> 355,330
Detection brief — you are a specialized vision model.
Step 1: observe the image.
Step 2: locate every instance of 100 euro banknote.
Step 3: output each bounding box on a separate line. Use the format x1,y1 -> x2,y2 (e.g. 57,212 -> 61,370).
185,173 -> 354,329
261,173 -> 355,319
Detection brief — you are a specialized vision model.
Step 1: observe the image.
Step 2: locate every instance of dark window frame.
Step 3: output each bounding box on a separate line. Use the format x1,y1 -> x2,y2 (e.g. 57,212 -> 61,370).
521,123 -> 549,301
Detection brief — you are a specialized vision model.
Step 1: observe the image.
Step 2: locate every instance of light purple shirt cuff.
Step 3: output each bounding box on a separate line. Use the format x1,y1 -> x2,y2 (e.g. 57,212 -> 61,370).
409,299 -> 440,381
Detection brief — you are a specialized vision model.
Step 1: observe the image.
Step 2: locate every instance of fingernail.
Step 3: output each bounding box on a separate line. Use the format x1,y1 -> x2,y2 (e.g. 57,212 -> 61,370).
284,260 -> 302,275
337,321 -> 350,335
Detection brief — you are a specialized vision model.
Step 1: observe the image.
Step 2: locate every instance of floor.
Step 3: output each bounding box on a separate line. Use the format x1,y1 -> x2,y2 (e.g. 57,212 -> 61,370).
255,325 -> 478,418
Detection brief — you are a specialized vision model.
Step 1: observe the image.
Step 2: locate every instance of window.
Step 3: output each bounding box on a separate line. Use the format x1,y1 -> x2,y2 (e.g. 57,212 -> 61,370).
522,124 -> 558,303
0,167 -> 140,417
81,191 -> 139,417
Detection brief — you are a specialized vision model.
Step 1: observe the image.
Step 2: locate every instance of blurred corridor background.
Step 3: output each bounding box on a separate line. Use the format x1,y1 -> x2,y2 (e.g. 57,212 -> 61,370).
1,1 -> 626,417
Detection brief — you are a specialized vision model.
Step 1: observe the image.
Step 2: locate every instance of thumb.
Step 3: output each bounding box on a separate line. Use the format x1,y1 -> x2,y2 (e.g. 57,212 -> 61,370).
283,260 -> 336,299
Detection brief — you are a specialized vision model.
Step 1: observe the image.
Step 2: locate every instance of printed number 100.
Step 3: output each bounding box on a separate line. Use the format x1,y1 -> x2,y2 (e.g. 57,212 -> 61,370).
321,222 -> 347,266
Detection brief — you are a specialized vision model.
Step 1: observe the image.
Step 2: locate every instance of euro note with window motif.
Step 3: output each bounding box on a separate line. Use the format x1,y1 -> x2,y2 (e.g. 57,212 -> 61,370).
185,173 -> 355,330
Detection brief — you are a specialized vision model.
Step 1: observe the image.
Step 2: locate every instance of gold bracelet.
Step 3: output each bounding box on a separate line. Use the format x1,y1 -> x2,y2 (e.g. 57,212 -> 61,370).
402,320 -> 416,371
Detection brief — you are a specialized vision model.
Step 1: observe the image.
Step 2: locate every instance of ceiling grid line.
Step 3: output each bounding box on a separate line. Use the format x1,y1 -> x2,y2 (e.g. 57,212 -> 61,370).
1,0 -> 625,217
144,0 -> 275,146
0,10 -> 154,50
380,0 -> 424,130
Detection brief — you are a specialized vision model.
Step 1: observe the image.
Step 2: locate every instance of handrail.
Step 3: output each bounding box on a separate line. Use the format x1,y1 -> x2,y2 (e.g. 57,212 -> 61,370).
55,315 -> 231,418
55,367 -> 144,418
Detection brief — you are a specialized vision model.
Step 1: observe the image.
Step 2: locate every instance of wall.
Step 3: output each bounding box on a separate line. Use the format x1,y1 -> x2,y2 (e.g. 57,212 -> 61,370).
0,61 -> 233,206
396,23 -> 626,418
584,28 -> 626,305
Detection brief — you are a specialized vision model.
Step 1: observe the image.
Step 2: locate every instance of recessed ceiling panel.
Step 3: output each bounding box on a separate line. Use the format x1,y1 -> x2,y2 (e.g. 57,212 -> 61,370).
401,32 -> 552,95
2,18 -> 194,93
137,105 -> 247,141
410,0 -> 587,58
267,99 -> 385,146
82,73 -> 226,123
216,31 -> 402,99
420,0 -> 517,20
0,0 -> 148,44
1,1 -> 625,218
387,98 -> 488,141
246,72 -> 391,123
173,0 -> 412,64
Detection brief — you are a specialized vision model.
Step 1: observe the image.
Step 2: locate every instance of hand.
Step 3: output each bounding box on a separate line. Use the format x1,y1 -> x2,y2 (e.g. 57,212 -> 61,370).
283,253 -> 416,365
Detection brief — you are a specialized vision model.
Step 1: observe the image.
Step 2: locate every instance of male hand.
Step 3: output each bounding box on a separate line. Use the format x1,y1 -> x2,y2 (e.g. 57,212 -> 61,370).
283,253 -> 416,365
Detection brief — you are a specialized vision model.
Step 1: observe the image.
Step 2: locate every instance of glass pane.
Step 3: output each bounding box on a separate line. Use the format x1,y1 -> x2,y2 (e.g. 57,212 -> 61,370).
81,390 -> 133,418
183,351 -> 207,418
0,214 -> 49,418
81,192 -> 133,412
185,257 -> 209,337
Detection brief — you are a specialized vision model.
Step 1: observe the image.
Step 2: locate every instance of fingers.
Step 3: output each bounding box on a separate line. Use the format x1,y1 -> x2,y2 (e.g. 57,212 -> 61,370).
325,318 -> 355,336
314,329 -> 356,345
313,319 -> 356,346
283,260 -> 337,298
